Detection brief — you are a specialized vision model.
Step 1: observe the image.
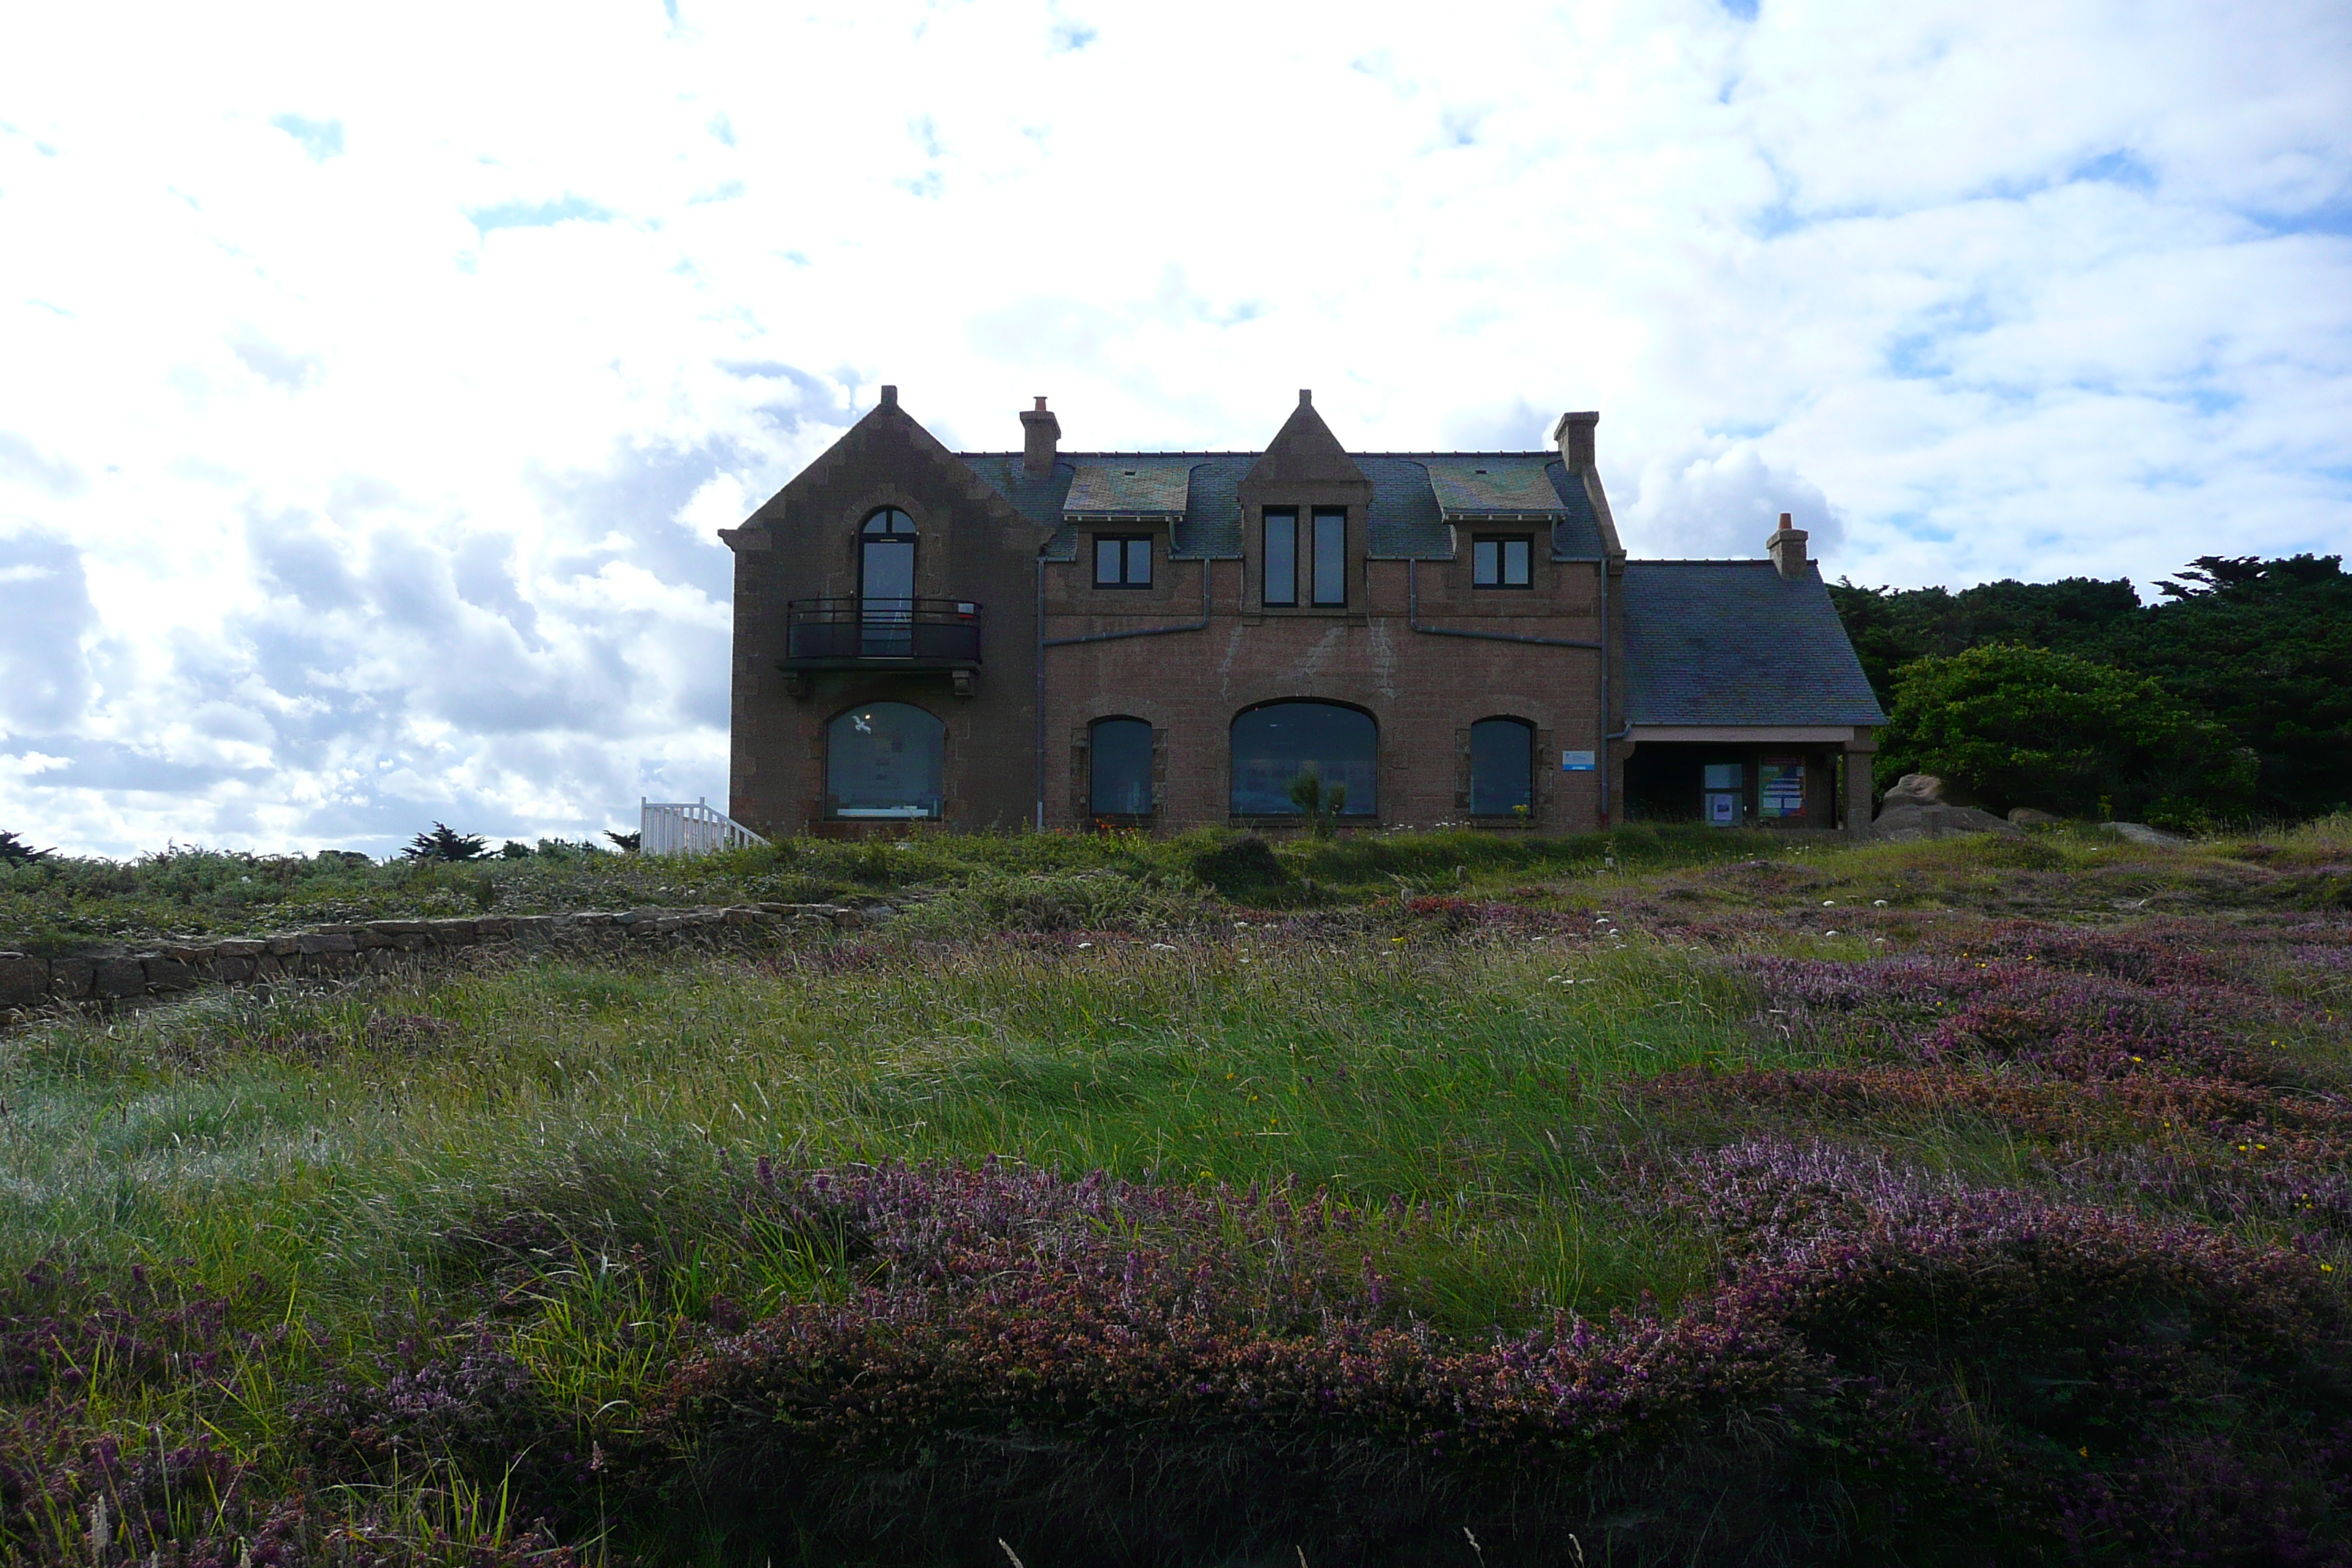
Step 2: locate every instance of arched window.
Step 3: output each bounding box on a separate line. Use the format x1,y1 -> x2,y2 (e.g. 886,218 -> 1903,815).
1230,701 -> 1376,818
826,701 -> 943,818
1469,717 -> 1535,817
859,508 -> 916,656
1090,717 -> 1154,817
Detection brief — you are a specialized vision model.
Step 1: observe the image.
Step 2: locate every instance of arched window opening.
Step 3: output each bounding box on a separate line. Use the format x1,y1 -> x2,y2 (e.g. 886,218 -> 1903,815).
826,701 -> 943,819
1230,701 -> 1376,818
1469,717 -> 1536,817
1089,717 -> 1154,817
859,508 -> 917,656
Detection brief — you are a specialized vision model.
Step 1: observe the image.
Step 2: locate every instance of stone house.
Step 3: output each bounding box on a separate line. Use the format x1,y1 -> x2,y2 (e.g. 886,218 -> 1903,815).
718,388 -> 1885,838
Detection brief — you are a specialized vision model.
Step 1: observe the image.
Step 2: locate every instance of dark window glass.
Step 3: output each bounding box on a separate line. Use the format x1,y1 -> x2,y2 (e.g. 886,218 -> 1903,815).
1089,717 -> 1153,815
1263,509 -> 1297,606
1311,508 -> 1346,606
826,702 -> 943,818
1469,717 -> 1534,815
859,508 -> 916,656
1474,536 -> 1531,588
1230,701 -> 1376,817
1093,535 -> 1152,588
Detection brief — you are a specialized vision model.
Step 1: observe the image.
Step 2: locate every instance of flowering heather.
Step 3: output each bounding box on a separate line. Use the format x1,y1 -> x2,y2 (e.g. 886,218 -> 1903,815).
650,1158 -> 1827,1561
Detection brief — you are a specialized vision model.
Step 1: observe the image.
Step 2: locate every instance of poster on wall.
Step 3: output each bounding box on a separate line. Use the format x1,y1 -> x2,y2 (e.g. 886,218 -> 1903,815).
1759,758 -> 1806,819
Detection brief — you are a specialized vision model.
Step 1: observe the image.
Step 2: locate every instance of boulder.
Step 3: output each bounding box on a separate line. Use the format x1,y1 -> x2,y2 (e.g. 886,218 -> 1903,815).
2100,821 -> 2188,848
1879,773 -> 1977,808
2008,807 -> 2065,828
0,953 -> 47,1008
1867,801 -> 2024,843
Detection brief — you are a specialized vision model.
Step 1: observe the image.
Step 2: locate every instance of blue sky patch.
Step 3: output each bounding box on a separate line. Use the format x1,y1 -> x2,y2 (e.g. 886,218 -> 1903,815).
271,113 -> 344,161
466,195 -> 616,233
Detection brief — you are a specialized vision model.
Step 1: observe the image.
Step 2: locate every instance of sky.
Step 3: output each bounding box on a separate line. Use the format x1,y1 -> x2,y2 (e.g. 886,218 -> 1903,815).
1,0 -> 2348,858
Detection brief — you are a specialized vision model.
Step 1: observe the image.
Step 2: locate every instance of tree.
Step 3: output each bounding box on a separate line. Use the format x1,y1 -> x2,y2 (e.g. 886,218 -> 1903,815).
1828,576 -> 2142,707
1876,644 -> 2256,829
605,829 -> 642,853
404,823 -> 488,862
0,830 -> 56,866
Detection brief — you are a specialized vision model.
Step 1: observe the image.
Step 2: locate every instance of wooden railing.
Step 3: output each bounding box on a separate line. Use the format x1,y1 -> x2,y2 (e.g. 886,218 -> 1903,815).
641,797 -> 768,856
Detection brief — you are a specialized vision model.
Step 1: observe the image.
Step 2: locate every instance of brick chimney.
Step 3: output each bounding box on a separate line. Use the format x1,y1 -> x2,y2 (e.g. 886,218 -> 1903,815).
1552,410 -> 1599,472
1020,396 -> 1061,478
1767,513 -> 1809,578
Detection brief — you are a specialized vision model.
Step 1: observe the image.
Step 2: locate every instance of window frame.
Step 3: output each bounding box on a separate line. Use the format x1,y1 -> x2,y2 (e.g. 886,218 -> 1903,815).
1086,715 -> 1156,818
1262,508 -> 1299,607
823,701 -> 946,821
1311,508 -> 1348,607
1466,715 -> 1537,818
1092,533 -> 1154,589
1472,535 -> 1533,589
1228,698 -> 1379,820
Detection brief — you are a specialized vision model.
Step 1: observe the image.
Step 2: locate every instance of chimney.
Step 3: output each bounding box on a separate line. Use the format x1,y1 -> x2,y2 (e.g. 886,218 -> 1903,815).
1767,513 -> 1809,579
1552,410 -> 1599,472
1020,396 -> 1061,478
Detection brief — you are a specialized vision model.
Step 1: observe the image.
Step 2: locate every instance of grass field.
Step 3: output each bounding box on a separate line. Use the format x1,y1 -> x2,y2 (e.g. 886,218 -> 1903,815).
3,821 -> 2351,1565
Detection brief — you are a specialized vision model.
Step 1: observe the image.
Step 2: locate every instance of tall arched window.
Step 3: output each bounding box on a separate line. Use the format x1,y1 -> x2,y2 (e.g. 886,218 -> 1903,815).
859,508 -> 916,656
1089,717 -> 1154,817
1230,701 -> 1376,818
826,702 -> 943,818
1469,717 -> 1535,817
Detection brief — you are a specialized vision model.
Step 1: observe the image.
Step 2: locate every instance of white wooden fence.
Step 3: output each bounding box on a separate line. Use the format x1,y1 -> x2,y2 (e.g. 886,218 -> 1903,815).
640,797 -> 768,856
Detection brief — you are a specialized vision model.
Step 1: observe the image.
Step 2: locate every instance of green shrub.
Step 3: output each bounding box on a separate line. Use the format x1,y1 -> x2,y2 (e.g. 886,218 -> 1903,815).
1877,643 -> 2257,827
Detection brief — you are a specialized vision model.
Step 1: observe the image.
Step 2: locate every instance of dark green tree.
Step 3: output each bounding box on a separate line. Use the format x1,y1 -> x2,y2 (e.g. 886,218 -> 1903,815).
606,829 -> 642,853
1876,644 -> 2256,829
404,823 -> 488,862
0,830 -> 56,866
1828,576 -> 2142,705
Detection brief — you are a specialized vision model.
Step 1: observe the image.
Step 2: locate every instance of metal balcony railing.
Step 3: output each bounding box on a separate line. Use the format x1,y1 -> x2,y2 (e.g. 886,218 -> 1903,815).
782,596 -> 983,667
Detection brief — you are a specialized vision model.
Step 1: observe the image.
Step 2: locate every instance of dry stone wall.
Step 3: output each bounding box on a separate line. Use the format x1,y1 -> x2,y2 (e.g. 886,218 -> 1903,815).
0,902 -> 864,1019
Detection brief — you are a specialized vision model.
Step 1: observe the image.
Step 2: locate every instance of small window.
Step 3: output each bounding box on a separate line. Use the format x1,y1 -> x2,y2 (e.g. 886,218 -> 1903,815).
1469,717 -> 1534,815
1473,536 -> 1531,588
1089,717 -> 1154,815
1093,535 -> 1152,589
1263,508 -> 1298,607
1311,508 -> 1346,606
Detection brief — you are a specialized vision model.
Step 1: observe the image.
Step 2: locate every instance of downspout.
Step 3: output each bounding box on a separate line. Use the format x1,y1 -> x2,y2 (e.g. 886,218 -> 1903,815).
1036,557 -> 1216,831
1406,557 -> 1602,649
1042,555 -> 1215,647
1599,555 -> 1632,828
1033,556 -> 1047,830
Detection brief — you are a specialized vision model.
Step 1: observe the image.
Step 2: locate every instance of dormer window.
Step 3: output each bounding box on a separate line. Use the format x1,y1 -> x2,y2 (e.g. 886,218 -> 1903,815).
1474,535 -> 1531,589
1262,508 -> 1299,607
1311,508 -> 1347,606
1093,534 -> 1153,589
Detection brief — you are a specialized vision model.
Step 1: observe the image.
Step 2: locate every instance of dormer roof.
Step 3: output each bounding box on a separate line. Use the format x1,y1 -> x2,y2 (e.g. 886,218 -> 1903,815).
1240,391 -> 1371,489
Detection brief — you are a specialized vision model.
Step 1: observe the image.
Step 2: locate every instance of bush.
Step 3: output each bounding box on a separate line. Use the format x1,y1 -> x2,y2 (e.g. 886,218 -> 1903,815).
1876,644 -> 2257,826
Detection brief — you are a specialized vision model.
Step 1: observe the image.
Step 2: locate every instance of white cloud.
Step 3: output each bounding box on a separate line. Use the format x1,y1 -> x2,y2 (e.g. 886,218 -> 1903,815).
0,0 -> 2347,853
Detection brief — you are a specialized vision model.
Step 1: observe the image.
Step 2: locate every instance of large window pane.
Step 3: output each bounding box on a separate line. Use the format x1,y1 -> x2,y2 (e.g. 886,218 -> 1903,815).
1230,701 -> 1376,816
1263,509 -> 1297,606
1311,508 -> 1346,606
1469,717 -> 1534,815
826,702 -> 944,818
1089,717 -> 1153,815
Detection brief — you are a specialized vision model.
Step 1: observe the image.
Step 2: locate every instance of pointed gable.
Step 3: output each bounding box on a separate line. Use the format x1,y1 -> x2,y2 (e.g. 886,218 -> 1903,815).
1243,391 -> 1369,487
1235,390 -> 1373,512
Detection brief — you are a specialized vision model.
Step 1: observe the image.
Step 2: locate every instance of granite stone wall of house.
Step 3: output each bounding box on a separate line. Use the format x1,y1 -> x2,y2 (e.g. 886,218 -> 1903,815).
0,902 -> 864,1021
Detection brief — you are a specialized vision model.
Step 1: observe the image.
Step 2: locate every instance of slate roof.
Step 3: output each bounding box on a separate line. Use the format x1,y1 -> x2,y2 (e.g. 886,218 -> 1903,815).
1621,561 -> 1888,728
957,451 -> 1610,562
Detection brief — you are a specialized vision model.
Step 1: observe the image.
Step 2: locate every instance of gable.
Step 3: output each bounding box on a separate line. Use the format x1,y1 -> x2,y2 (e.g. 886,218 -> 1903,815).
1240,392 -> 1370,489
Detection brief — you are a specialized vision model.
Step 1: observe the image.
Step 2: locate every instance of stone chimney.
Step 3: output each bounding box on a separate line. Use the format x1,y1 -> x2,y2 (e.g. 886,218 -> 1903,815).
1552,410 -> 1599,472
1020,396 -> 1061,478
1767,513 -> 1809,579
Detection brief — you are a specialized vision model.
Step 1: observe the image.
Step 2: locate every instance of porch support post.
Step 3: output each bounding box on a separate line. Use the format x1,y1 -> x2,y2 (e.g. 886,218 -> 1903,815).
1843,734 -> 1878,838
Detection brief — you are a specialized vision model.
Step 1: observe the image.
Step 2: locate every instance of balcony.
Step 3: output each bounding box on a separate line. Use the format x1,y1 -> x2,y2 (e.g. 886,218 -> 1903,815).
781,596 -> 983,673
